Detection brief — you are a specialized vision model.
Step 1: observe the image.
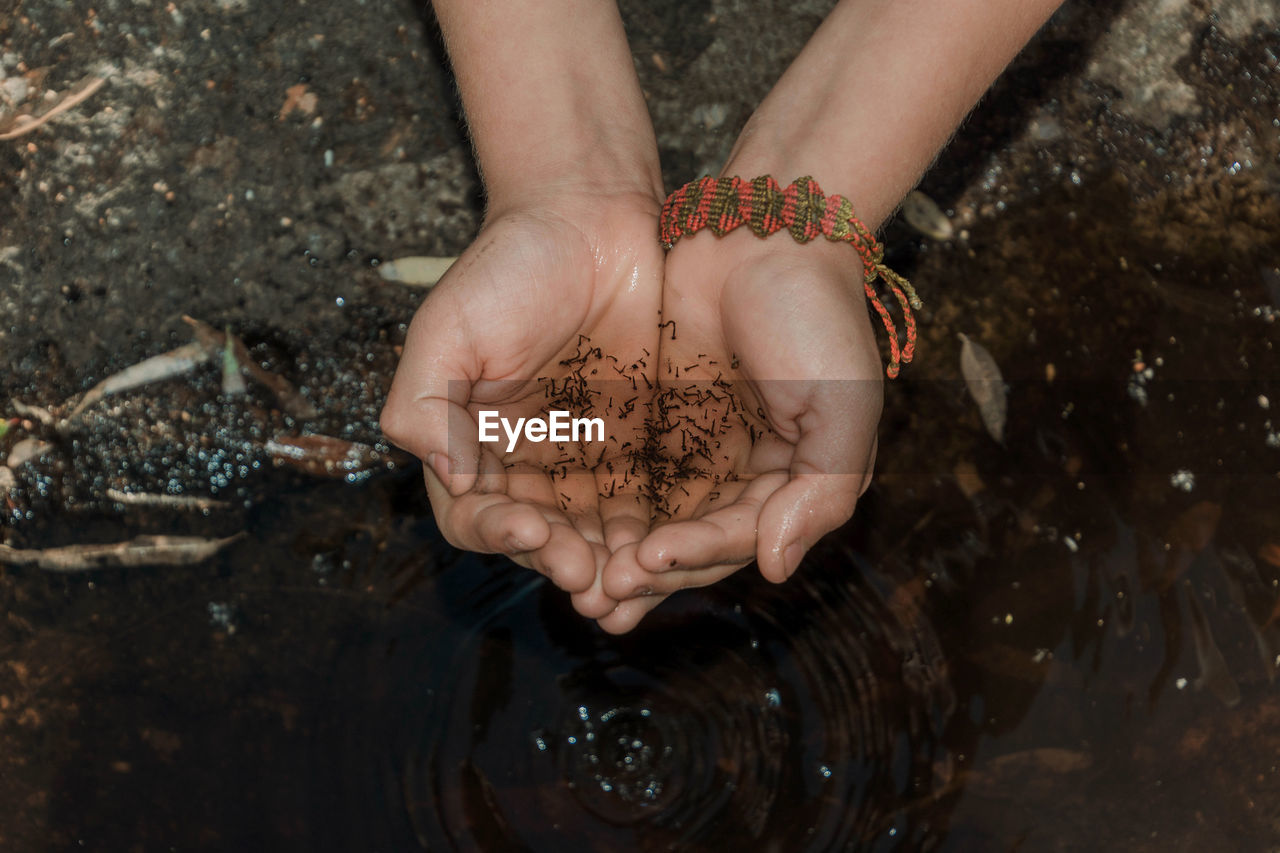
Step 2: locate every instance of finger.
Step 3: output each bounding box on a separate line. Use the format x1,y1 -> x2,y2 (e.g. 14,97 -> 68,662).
606,558 -> 748,600
755,374 -> 881,583
473,501 -> 553,553
569,542 -> 621,620
597,478 -> 653,553
632,472 -> 787,573
381,290 -> 483,496
754,433 -> 876,585
595,593 -> 669,635
423,464 -> 550,554
522,519 -> 598,594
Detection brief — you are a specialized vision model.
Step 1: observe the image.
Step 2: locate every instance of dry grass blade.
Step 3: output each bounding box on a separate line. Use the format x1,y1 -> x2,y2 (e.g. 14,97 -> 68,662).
4,438 -> 50,468
958,333 -> 1007,443
105,488 -> 232,512
69,341 -> 213,419
0,533 -> 243,572
10,399 -> 56,426
183,316 -> 317,419
376,255 -> 457,287
0,74 -> 107,140
264,434 -> 387,478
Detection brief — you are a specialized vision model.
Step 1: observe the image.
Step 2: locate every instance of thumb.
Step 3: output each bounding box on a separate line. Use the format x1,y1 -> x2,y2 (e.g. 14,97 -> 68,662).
380,287 -> 483,496
756,382 -> 880,583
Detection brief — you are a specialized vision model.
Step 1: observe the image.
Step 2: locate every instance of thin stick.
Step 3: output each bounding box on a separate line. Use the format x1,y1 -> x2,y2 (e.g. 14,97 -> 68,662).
0,75 -> 108,141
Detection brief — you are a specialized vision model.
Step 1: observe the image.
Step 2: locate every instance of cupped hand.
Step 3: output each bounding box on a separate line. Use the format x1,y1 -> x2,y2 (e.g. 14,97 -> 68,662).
381,193 -> 665,621
596,228 -> 884,633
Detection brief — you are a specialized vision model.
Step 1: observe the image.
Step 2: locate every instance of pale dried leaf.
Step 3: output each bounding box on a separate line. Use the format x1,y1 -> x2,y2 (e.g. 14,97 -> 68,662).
5,438 -> 50,468
959,333 -> 1006,443
376,255 -> 457,287
105,488 -> 232,512
10,399 -> 56,426
985,748 -> 1093,776
69,341 -> 213,418
901,190 -> 954,241
0,533 -> 243,572
264,434 -> 391,478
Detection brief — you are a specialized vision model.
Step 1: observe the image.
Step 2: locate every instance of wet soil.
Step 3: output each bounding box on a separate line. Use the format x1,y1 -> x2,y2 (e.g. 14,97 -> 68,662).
3,0 -> 1280,850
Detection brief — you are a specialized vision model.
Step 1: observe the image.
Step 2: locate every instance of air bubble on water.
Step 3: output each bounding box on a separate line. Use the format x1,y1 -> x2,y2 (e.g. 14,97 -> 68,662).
818,764 -> 832,779
764,688 -> 781,709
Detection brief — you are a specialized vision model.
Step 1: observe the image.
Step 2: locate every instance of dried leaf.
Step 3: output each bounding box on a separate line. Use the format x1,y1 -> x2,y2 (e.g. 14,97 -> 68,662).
183,317 -> 317,419
1151,501 -> 1223,592
10,399 -> 56,426
265,434 -> 389,478
1259,542 -> 1280,568
958,333 -> 1006,443
901,190 -> 954,241
985,748 -> 1093,776
376,255 -> 457,287
69,341 -> 213,418
1184,582 -> 1242,707
0,533 -> 243,572
105,488 -> 232,512
5,438 -> 50,469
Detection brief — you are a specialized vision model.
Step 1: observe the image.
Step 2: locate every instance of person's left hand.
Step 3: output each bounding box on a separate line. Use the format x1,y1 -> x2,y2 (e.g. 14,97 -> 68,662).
595,227 -> 884,633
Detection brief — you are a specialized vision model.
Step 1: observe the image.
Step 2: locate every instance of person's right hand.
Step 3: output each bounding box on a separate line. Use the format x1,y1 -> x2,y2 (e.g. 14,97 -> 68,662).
380,191 -> 665,621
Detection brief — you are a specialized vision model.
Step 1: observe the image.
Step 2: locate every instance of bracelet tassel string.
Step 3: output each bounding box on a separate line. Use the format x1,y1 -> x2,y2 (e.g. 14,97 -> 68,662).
659,175 -> 922,378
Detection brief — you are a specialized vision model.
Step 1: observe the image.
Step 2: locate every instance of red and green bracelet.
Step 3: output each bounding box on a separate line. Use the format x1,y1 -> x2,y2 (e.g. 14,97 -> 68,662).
659,175 -> 921,378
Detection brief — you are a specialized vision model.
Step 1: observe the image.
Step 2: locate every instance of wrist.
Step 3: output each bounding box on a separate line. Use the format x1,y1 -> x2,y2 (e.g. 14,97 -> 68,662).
481,137 -> 663,222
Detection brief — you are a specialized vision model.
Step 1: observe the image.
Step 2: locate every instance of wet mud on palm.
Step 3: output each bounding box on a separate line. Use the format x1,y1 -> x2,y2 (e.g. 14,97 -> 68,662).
3,0 -> 1280,850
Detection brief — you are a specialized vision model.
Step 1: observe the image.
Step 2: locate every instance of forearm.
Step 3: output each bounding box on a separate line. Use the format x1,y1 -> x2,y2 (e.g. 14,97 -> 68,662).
722,0 -> 1064,229
432,0 -> 662,212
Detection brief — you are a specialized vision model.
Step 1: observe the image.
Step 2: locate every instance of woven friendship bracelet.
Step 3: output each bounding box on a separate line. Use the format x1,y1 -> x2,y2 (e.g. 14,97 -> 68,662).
659,175 -> 922,378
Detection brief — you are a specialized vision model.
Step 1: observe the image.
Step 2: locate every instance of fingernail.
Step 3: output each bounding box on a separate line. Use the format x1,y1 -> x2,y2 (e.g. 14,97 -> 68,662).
505,534 -> 529,552
783,540 -> 804,579
632,585 -> 654,597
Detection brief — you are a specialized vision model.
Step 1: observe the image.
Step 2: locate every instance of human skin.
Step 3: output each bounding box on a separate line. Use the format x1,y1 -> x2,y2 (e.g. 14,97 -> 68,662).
380,0 -> 668,620
596,0 -> 1066,632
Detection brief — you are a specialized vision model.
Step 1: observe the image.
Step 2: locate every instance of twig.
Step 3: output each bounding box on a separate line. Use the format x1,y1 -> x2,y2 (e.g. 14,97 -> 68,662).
105,488 -> 232,512
183,316 -> 317,419
0,75 -> 107,141
0,533 -> 244,572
